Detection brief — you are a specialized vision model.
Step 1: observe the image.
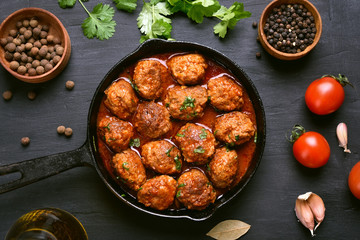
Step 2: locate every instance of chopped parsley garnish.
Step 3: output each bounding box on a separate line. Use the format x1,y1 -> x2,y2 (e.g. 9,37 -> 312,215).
174,155 -> 181,170
214,130 -> 218,135
180,96 -> 195,111
129,138 -> 140,147
166,146 -> 174,157
176,133 -> 185,137
176,190 -> 181,198
199,128 -> 207,139
178,183 -> 186,188
235,135 -> 240,141
103,123 -> 111,130
122,162 -> 129,170
194,146 -> 205,154
165,102 -> 170,107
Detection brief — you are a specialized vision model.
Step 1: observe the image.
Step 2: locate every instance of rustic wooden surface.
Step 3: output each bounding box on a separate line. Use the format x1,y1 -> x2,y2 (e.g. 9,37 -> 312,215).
1,0 -> 359,239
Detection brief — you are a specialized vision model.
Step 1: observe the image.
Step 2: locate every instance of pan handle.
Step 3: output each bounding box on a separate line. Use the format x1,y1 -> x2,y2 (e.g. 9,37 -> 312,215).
0,142 -> 93,194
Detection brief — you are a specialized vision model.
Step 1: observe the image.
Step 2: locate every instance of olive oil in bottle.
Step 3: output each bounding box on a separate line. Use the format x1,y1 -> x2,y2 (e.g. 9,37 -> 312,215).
5,208 -> 88,240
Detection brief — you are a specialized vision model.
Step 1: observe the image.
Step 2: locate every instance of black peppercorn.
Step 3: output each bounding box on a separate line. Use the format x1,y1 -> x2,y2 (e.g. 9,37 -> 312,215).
263,3 -> 316,54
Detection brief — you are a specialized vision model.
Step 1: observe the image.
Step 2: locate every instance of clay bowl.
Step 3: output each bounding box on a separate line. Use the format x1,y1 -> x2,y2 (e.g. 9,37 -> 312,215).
258,0 -> 322,60
0,8 -> 71,83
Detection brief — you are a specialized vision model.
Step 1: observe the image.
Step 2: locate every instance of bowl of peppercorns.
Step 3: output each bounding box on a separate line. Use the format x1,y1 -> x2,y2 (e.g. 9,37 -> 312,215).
258,0 -> 322,60
0,8 -> 71,83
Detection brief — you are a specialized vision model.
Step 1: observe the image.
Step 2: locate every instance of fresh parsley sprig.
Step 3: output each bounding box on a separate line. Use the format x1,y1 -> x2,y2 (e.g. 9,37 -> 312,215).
79,1 -> 116,40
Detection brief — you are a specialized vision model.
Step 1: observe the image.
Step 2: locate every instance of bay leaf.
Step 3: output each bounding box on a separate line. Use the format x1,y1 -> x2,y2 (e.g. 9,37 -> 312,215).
206,220 -> 251,240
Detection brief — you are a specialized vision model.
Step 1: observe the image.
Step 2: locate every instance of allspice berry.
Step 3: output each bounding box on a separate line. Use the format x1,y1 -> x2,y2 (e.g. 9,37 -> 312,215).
2,90 -> 13,101
27,91 -> 37,100
64,127 -> 73,137
65,80 -> 75,90
21,137 -> 30,146
57,125 -> 66,135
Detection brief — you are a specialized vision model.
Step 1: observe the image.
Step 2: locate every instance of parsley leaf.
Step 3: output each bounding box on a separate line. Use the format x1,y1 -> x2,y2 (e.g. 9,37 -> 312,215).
169,0 -> 220,23
58,0 -> 76,8
129,138 -> 141,147
194,146 -> 205,154
137,0 -> 173,43
199,128 -> 207,139
166,146 -> 174,157
113,0 -> 137,12
80,2 -> 116,40
180,96 -> 195,111
213,2 -> 251,38
122,162 -> 129,170
174,155 -> 181,170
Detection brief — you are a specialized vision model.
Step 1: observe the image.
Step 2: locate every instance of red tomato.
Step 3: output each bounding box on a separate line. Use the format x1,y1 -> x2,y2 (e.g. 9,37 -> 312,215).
293,131 -> 330,168
305,76 -> 345,115
349,161 -> 360,200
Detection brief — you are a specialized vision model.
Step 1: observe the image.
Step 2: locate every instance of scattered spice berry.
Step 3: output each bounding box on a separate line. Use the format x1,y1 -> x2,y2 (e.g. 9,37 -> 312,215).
263,4 -> 316,54
3,90 -> 13,100
27,91 -> 37,100
65,80 -> 75,90
256,52 -> 261,59
64,127 -> 73,137
252,21 -> 257,28
57,125 -> 66,134
21,137 -> 30,146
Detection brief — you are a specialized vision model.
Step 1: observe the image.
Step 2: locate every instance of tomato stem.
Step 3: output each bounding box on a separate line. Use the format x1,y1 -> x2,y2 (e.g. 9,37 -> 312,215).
322,74 -> 353,87
287,124 -> 306,143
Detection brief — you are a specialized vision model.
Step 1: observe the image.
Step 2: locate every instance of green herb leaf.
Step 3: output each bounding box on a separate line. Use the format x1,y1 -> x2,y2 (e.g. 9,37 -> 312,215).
194,146 -> 205,154
180,96 -> 195,111
199,128 -> 207,139
174,155 -> 181,170
176,190 -> 181,198
213,2 -> 251,38
178,183 -> 186,187
122,162 -> 129,170
176,133 -> 185,137
113,0 -> 137,12
103,123 -> 111,131
80,2 -> 116,40
169,0 -> 220,23
137,0 -> 173,43
129,138 -> 141,147
58,0 -> 76,8
166,146 -> 174,157
235,135 -> 240,141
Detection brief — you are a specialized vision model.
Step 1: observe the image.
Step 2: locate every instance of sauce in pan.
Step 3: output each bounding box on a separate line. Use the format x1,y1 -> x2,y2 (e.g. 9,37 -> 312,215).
96,52 -> 257,210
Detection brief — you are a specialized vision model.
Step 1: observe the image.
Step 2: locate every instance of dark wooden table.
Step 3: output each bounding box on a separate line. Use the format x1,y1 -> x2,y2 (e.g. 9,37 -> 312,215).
1,0 -> 359,239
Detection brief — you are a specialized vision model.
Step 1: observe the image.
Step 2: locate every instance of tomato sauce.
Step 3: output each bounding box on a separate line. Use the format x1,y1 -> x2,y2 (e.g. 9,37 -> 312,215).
96,52 -> 257,202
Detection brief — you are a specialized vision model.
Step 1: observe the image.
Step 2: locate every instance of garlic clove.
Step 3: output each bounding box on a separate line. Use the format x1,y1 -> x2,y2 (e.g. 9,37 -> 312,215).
295,195 -> 315,236
336,122 -> 351,153
307,193 -> 326,231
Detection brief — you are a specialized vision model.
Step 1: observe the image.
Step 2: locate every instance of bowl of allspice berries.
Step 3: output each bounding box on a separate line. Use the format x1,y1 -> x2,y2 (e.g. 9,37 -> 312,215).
0,8 -> 71,83
258,0 -> 322,60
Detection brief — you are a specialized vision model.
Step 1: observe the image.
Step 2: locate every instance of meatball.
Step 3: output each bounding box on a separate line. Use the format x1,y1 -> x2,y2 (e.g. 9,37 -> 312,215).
98,116 -> 134,152
164,85 -> 208,120
176,169 -> 216,210
133,59 -> 167,100
141,140 -> 182,175
104,79 -> 139,120
174,123 -> 215,165
133,101 -> 172,139
208,147 -> 239,189
167,54 -> 208,85
214,111 -> 255,145
207,75 -> 244,111
137,175 -> 177,211
112,149 -> 146,191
